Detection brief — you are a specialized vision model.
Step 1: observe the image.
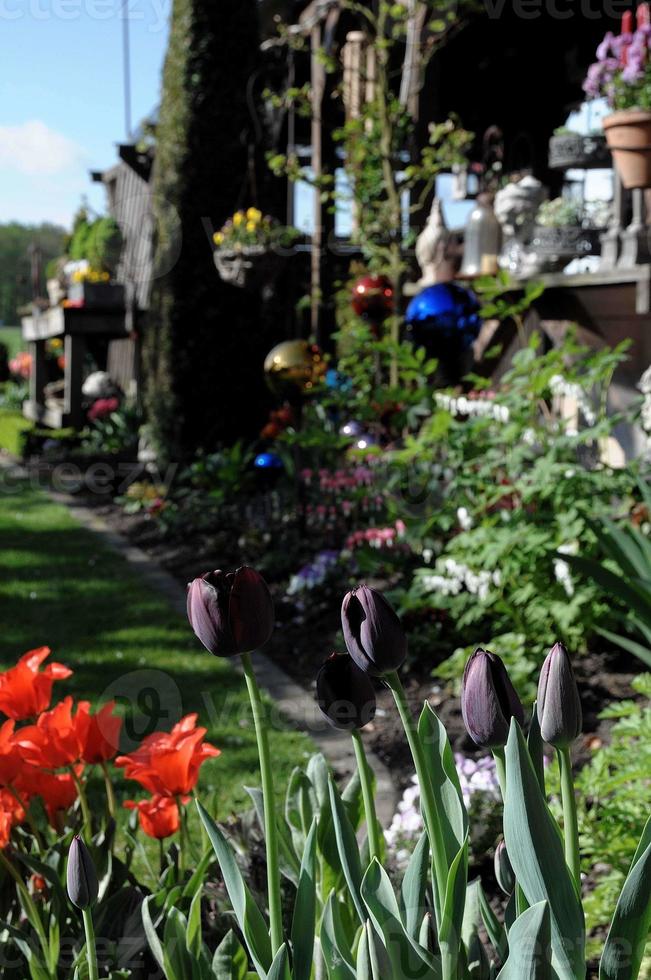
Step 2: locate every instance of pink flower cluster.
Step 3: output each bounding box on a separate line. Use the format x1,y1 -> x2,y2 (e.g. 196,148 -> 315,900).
584,7 -> 651,100
345,519 -> 407,551
300,467 -> 374,492
88,397 -> 120,421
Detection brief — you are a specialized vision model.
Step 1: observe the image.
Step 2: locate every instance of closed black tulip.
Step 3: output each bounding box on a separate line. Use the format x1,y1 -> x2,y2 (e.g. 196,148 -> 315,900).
187,566 -> 274,657
67,836 -> 98,910
461,647 -> 524,749
537,641 -> 582,748
316,653 -> 376,731
341,585 -> 407,676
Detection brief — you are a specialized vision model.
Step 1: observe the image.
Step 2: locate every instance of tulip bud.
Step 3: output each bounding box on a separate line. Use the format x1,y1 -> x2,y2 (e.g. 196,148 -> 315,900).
341,585 -> 407,676
537,641 -> 582,748
66,836 -> 98,910
494,839 -> 515,895
187,566 -> 274,657
316,653 -> 376,731
461,648 -> 524,749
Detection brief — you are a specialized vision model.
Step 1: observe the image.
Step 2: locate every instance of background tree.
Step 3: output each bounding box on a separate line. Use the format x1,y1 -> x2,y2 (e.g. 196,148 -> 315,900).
144,0 -> 274,460
0,223 -> 66,325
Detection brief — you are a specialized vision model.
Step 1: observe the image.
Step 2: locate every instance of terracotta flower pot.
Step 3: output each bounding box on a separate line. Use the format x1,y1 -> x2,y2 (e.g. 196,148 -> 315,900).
603,110 -> 651,189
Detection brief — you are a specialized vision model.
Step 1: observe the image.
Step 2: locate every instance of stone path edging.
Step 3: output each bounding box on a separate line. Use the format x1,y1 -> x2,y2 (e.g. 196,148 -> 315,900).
1,456 -> 397,824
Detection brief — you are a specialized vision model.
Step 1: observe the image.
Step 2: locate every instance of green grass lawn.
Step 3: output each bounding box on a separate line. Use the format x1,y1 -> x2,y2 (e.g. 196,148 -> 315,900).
0,326 -> 23,359
0,476 -> 313,868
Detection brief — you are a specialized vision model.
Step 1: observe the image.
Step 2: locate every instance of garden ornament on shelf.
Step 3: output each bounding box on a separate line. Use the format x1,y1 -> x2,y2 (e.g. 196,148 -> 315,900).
415,197 -> 455,287
460,191 -> 502,278
494,175 -> 545,276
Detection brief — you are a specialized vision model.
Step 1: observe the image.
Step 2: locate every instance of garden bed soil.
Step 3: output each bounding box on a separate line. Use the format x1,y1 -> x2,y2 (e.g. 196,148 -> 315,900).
50,488 -> 641,795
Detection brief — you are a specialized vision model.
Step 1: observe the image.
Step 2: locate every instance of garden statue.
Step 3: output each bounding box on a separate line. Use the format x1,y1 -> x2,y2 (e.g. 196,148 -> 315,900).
494,175 -> 545,276
415,197 -> 454,286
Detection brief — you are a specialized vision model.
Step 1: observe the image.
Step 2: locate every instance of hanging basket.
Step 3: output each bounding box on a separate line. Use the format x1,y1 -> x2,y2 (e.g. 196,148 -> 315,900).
213,246 -> 284,291
531,225 -> 602,271
603,110 -> 651,189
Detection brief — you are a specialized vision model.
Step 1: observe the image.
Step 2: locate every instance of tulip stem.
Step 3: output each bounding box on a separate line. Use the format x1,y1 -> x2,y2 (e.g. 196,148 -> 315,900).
241,651 -> 283,955
384,673 -> 448,929
69,768 -> 92,842
558,746 -> 581,890
82,907 -> 99,980
100,762 -> 117,822
351,730 -> 382,863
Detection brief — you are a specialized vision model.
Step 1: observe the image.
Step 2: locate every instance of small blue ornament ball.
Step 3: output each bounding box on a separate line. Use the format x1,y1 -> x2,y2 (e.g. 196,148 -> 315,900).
405,283 -> 482,358
253,452 -> 284,471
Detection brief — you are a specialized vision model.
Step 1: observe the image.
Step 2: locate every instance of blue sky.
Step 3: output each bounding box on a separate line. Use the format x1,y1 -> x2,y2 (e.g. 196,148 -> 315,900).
0,0 -> 170,228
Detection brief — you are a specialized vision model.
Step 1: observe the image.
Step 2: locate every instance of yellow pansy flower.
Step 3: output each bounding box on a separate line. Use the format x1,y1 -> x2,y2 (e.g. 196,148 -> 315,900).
213,231 -> 224,245
246,207 -> 262,223
246,221 -> 257,232
233,211 -> 245,227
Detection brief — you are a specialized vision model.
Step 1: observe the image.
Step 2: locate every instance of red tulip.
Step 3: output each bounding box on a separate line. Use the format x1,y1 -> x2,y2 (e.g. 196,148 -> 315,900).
0,720 -> 23,785
78,701 -> 122,764
15,697 -> 90,769
0,648 -> 72,721
125,794 -> 180,839
116,714 -> 220,797
32,771 -> 79,828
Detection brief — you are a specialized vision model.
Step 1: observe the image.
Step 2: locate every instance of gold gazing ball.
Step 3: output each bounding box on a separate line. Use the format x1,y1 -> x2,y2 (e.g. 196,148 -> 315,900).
263,340 -> 326,400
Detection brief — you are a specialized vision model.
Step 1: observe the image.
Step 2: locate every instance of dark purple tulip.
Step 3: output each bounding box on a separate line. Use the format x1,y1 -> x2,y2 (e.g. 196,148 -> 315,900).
316,653 -> 377,731
494,840 -> 515,896
67,836 -> 98,910
187,566 -> 274,657
461,648 -> 524,748
537,641 -> 582,748
341,585 -> 407,676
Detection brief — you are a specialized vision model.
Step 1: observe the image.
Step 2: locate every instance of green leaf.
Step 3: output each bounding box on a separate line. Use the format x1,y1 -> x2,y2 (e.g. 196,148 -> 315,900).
196,800 -> 272,977
600,815 -> 651,980
212,930 -> 249,980
321,892 -> 356,980
141,895 -> 165,973
246,785 -> 300,886
496,902 -> 553,979
527,703 -> 546,795
417,703 -> 468,861
163,906 -> 193,980
503,722 -> 585,980
290,819 -> 317,980
399,832 -> 429,939
327,776 -> 365,923
477,880 -> 508,965
361,860 -> 442,979
267,944 -> 291,980
186,889 -> 202,959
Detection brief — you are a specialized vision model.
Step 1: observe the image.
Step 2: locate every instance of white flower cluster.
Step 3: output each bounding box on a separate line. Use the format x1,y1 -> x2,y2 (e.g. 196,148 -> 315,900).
420,558 -> 501,602
549,374 -> 596,427
385,755 -> 500,868
638,366 -> 651,433
553,541 -> 578,598
435,393 -> 510,424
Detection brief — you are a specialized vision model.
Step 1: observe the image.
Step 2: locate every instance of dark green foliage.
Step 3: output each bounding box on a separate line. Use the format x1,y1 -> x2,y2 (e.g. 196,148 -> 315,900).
87,216 -> 123,274
144,0 -> 274,460
0,222 -> 66,324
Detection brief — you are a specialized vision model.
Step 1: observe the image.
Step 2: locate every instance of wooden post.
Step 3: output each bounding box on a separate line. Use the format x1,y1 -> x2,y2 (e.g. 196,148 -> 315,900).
310,22 -> 325,343
64,334 -> 86,429
29,339 -> 47,416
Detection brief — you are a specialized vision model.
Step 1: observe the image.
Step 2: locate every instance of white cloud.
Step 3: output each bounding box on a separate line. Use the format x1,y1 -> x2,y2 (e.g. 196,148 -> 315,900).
0,120 -> 84,176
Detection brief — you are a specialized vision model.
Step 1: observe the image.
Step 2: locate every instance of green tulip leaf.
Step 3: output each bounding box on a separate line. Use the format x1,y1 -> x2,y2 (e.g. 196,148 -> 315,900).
266,944 -> 291,980
399,831 -> 430,939
163,906 -> 193,980
503,721 -> 585,980
212,930 -> 249,980
496,902 -> 555,979
417,703 -> 468,861
186,889 -> 203,959
321,892 -> 356,980
196,800 -> 272,978
327,775 -> 365,924
245,784 -> 300,886
141,895 -> 165,974
290,818 -> 318,980
361,859 -> 442,979
600,815 -> 651,980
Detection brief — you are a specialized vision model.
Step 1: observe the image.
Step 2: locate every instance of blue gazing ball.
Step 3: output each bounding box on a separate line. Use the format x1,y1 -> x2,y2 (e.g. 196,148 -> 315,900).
405,283 -> 482,357
254,452 -> 284,470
